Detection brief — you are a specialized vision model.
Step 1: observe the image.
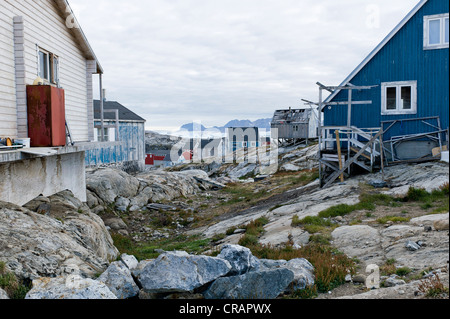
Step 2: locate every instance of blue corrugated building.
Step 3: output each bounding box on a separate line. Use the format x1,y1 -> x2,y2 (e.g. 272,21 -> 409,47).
85,100 -> 146,171
323,0 -> 448,162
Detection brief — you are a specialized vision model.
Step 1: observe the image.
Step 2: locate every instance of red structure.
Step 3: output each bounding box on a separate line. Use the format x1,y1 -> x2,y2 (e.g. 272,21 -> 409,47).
26,85 -> 66,147
145,154 -> 166,166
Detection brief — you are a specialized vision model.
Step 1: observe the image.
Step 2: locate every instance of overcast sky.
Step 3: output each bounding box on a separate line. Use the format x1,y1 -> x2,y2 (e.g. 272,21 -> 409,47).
70,0 -> 419,133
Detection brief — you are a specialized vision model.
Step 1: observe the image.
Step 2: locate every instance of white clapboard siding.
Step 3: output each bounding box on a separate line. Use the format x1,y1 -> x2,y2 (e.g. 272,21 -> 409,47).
0,4 -> 18,138
0,0 -> 93,142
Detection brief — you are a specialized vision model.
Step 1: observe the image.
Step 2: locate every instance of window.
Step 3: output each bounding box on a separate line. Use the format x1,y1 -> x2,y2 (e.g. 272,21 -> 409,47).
381,81 -> 417,115
424,14 -> 449,49
96,128 -> 109,142
38,47 -> 59,85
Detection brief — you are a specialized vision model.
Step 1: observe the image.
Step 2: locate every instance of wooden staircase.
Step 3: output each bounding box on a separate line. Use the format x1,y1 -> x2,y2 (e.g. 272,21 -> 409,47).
319,127 -> 383,188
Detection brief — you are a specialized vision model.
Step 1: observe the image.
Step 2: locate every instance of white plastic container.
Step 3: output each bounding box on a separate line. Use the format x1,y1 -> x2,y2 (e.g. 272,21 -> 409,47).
15,138 -> 31,148
441,151 -> 449,163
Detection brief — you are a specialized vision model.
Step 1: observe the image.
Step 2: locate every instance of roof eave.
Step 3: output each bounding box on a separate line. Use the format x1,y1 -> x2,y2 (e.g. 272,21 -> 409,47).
53,0 -> 103,74
324,0 -> 428,103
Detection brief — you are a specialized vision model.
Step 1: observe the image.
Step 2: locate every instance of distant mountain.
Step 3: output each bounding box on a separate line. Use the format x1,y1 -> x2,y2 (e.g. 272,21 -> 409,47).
180,122 -> 207,132
179,118 -> 272,133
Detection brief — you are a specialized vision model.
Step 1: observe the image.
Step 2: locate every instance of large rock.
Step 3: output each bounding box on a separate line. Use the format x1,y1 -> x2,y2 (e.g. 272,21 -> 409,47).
331,225 -> 383,266
86,168 -> 219,212
86,168 -> 140,204
97,261 -> 139,299
0,192 -> 119,281
203,268 -> 294,299
281,258 -> 315,291
138,251 -> 232,293
25,276 -> 117,299
410,213 -> 449,227
217,245 -> 260,276
0,288 -> 9,299
258,258 -> 315,291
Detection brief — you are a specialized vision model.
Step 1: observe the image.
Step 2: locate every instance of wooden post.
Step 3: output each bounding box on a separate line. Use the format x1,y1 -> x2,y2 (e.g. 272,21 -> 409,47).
99,73 -> 105,142
380,134 -> 385,181
318,88 -> 323,187
347,89 -> 352,127
335,130 -> 344,182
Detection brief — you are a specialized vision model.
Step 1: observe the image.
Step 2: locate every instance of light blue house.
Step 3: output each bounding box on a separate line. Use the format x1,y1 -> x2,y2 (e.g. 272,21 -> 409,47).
227,127 -> 260,152
85,100 -> 146,171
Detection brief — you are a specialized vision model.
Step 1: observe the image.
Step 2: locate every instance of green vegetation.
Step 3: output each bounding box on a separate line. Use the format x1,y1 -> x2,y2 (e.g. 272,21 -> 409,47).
418,274 -> 449,298
403,184 -> 449,214
0,262 -> 30,299
111,234 -> 212,260
292,215 -> 334,234
396,267 -> 412,277
376,216 -> 411,224
242,243 -> 356,298
238,217 -> 270,247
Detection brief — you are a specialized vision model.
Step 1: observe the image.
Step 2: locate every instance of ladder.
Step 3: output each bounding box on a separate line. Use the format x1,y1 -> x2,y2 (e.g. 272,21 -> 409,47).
65,121 -> 74,146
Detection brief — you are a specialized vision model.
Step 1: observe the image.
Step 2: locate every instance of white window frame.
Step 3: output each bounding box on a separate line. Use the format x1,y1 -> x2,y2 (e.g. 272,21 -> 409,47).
37,46 -> 60,85
96,127 -> 110,142
423,13 -> 449,50
381,81 -> 417,115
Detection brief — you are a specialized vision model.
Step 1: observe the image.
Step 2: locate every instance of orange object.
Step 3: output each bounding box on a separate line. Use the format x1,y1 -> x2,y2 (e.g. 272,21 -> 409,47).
6,138 -> 12,146
26,85 -> 66,147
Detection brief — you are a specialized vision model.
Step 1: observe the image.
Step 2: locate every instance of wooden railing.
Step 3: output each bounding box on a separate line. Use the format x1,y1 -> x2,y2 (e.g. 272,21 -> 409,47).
319,126 -> 384,188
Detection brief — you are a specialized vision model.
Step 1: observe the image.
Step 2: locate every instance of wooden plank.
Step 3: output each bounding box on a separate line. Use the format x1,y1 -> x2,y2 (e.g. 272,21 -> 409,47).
350,147 -> 371,160
323,130 -> 383,189
335,130 -> 344,182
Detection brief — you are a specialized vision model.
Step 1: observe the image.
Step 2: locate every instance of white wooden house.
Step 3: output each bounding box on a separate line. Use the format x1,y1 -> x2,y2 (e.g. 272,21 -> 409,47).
0,0 -> 106,205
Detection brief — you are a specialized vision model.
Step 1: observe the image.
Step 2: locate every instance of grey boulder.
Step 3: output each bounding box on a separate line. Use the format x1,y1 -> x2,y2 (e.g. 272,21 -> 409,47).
217,244 -> 260,275
97,261 -> 139,299
203,268 -> 295,299
138,251 -> 232,293
25,276 -> 117,299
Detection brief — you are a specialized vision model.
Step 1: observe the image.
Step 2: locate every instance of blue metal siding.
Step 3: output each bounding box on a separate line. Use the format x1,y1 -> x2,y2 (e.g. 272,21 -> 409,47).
324,0 -> 449,141
85,121 -> 146,167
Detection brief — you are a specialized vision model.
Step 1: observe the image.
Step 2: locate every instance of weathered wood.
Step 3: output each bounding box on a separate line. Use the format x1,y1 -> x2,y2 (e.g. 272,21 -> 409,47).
322,130 -> 383,189
350,147 -> 371,160
335,130 -> 344,182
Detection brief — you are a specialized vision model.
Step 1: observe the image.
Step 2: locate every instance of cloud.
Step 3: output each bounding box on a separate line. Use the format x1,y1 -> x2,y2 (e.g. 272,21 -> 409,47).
70,0 -> 419,131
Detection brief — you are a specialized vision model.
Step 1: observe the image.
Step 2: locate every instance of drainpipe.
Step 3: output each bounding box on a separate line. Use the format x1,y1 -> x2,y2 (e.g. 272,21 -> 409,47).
99,73 -> 105,142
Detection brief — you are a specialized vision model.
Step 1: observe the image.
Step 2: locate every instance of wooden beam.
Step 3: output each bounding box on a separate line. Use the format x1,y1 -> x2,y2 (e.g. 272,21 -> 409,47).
324,101 -> 372,106
322,130 -> 383,188
335,130 -> 344,182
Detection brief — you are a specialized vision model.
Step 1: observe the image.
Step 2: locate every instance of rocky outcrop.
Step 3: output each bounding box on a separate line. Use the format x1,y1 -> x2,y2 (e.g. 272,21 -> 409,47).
0,191 -> 119,281
25,276 -> 117,299
203,268 -> 294,299
138,251 -> 232,294
0,288 -> 9,300
331,213 -> 449,270
85,168 -> 221,213
217,245 -> 260,276
97,261 -> 140,299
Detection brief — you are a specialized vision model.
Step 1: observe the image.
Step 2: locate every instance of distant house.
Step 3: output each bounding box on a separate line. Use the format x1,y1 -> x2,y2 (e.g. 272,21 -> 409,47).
323,0 -> 448,162
145,150 -> 175,168
0,0 -> 109,205
271,108 -> 319,145
84,100 -> 146,170
227,127 -> 260,152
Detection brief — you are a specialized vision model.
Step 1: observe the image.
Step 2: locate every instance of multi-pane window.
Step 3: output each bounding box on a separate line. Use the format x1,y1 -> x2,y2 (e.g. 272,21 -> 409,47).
38,48 -> 59,85
424,14 -> 449,49
381,81 -> 417,115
